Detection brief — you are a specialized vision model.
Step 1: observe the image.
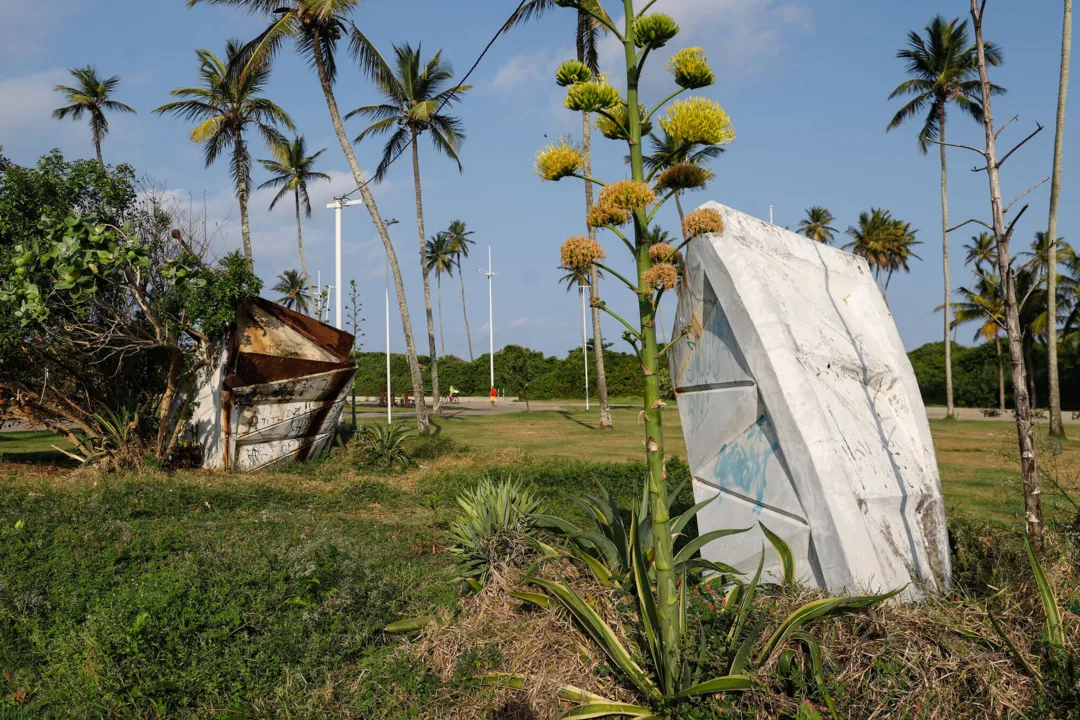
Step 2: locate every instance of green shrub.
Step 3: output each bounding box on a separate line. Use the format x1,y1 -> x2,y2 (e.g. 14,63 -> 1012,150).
448,476 -> 545,586
356,422 -> 415,471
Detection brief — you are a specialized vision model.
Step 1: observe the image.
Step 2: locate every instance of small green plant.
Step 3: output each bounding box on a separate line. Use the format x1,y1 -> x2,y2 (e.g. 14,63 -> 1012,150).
448,476 -> 546,588
355,422 -> 415,471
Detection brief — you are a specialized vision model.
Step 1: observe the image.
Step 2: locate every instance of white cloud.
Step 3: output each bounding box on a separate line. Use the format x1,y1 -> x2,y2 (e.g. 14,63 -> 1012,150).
0,68 -> 77,138
490,45 -> 575,94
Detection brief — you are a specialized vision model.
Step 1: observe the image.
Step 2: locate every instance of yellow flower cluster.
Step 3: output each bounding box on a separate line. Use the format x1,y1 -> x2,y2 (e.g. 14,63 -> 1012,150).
560,236 -> 606,271
598,180 -> 656,211
595,102 -> 652,141
654,163 -> 713,193
648,241 -> 681,265
667,47 -> 715,89
682,207 -> 724,239
659,97 -> 735,146
643,262 -> 679,291
587,203 -> 630,228
534,137 -> 583,182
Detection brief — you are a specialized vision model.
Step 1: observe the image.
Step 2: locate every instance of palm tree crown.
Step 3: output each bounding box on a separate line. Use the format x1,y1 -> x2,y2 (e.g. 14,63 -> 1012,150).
886,15 -> 1004,152
963,232 -> 998,271
798,206 -> 838,244
444,219 -> 475,263
258,135 -> 331,216
346,43 -> 470,181
273,269 -> 311,313
52,65 -> 136,167
425,232 -> 456,279
844,209 -> 921,292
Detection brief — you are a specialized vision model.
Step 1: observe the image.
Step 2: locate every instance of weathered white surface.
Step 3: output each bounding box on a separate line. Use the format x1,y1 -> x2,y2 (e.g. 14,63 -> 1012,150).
670,202 -> 950,599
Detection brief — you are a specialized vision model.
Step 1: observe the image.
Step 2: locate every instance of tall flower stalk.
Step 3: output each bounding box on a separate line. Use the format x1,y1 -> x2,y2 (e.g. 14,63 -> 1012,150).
535,2 -> 733,694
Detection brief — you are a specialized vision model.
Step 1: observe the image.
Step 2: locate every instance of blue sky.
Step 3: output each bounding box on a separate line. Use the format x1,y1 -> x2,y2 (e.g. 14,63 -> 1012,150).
1,0 -> 1073,359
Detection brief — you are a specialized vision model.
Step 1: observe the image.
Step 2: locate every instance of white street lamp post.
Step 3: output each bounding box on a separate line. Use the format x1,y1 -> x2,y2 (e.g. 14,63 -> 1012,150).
475,246 -> 496,391
327,196 -> 365,330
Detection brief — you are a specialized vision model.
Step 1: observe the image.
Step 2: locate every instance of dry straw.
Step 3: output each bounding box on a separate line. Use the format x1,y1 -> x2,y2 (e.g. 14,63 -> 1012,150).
587,203 -> 630,228
560,236 -> 605,271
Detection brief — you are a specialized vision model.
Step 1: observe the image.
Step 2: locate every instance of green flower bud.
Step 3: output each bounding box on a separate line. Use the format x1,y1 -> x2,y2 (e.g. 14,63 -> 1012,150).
634,13 -> 680,49
564,79 -> 621,113
595,102 -> 652,140
667,47 -> 715,89
555,59 -> 593,87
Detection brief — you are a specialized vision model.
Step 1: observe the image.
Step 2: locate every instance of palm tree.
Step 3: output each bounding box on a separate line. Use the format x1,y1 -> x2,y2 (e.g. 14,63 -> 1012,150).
273,269 -> 311,313
887,14 -> 1004,419
444,219 -> 476,361
797,206 -> 838,244
154,41 -> 294,270
425,231 -> 456,358
347,42 -> 469,419
1024,231 -> 1076,277
640,129 -> 724,228
1046,0 -> 1073,436
880,221 -> 922,301
951,275 -> 1007,411
506,0 -> 616,429
186,0 -> 432,436
844,208 -> 898,282
52,66 -> 136,169
964,232 -> 998,271
258,135 -> 330,308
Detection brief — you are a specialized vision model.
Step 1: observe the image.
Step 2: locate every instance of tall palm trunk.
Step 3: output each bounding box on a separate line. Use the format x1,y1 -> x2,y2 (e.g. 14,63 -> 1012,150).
294,189 -> 316,313
1047,0 -> 1072,437
1024,334 -> 1037,410
93,121 -> 104,169
438,274 -> 445,358
583,110 -> 613,430
233,129 -> 254,270
674,191 -> 686,232
939,102 -> 955,419
411,134 -> 441,420
971,0 -> 1043,542
310,28 -> 428,434
459,270 -> 474,361
995,335 -> 1005,411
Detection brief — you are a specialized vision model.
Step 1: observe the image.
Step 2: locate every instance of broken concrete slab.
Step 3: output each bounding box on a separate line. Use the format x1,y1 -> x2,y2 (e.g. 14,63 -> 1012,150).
669,202 -> 950,600
192,298 -> 356,472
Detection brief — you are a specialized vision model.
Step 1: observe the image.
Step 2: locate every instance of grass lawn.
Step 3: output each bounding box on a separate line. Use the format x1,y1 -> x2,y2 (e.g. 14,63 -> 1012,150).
1,410 -> 1077,717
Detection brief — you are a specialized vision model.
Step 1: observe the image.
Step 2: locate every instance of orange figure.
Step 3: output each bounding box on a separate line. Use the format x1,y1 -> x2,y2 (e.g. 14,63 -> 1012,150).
489,386 -> 497,407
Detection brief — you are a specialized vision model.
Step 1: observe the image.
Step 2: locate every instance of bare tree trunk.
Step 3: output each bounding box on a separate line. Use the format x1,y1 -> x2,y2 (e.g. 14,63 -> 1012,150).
310,28 -> 428,434
583,110 -> 612,429
675,191 -> 686,232
459,270 -> 474,361
438,274 -> 445,358
94,130 -> 104,170
411,135 -> 440,422
1024,335 -> 1038,410
939,104 -> 955,419
996,335 -> 1006,411
295,189 -> 316,314
155,352 -> 183,458
233,130 -> 253,270
971,0 -> 1043,543
1048,0 -> 1072,437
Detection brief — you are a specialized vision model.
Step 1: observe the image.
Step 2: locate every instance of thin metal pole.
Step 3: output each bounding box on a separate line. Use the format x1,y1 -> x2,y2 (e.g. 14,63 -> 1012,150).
317,270 -> 321,317
769,204 -> 774,224
581,283 -> 590,410
334,200 -> 342,329
386,257 -> 392,425
488,246 -> 494,390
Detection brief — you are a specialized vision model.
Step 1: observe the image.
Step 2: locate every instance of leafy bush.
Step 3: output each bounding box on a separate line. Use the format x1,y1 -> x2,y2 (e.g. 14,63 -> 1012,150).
448,476 -> 545,587
355,422 -> 415,471
406,434 -> 465,461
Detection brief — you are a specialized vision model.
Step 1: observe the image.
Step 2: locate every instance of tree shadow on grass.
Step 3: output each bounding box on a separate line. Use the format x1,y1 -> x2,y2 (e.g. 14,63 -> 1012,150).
555,410 -> 598,431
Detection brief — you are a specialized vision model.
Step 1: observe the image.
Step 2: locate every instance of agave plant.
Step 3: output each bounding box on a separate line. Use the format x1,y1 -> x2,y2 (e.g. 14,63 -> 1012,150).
448,476 -> 547,588
355,422 -> 414,471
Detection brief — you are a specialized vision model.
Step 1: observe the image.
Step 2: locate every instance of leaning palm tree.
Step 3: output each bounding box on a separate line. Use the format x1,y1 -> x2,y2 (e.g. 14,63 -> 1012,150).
273,269 -> 311,313
154,41 -> 293,270
52,66 -> 136,168
425,231 -> 456,358
258,135 -> 330,307
797,206 -> 838,244
506,0 -> 615,430
887,15 -> 1004,419
443,219 -> 476,361
347,42 -> 470,419
185,0 -> 432,435
951,275 -> 1007,411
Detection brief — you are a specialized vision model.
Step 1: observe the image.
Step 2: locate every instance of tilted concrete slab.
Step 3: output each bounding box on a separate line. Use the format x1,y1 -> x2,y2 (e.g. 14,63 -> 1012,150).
669,202 -> 950,599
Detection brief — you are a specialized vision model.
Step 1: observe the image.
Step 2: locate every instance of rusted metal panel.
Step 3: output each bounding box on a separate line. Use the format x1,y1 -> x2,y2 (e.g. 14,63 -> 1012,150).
192,298 -> 356,471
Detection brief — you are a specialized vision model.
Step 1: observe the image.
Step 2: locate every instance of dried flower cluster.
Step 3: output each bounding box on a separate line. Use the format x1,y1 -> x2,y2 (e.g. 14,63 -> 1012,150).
648,242 -> 681,265
555,59 -> 592,87
643,262 -> 679,291
564,78 -> 621,113
587,203 -> 630,228
560,236 -> 606,271
595,102 -> 652,141
633,13 -> 680,50
659,97 -> 734,146
682,207 -> 724,239
598,180 -> 656,211
534,137 -> 583,182
654,163 -> 713,193
667,47 -> 715,89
